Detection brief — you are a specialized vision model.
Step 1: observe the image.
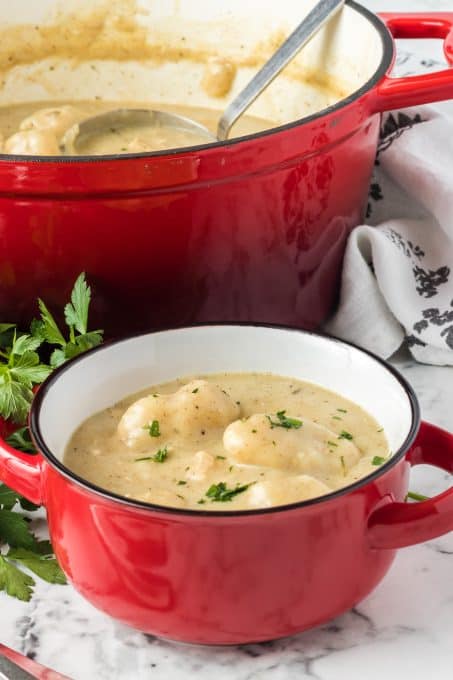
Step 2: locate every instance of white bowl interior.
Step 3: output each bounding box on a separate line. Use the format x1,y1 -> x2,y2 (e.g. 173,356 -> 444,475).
37,326 -> 414,462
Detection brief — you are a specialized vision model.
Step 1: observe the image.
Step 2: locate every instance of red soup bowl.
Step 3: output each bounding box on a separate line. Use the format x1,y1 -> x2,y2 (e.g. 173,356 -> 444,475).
0,325 -> 452,645
0,3 -> 452,334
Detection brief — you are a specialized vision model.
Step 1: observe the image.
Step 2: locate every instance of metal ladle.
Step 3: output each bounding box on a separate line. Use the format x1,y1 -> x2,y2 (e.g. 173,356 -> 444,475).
61,0 -> 344,155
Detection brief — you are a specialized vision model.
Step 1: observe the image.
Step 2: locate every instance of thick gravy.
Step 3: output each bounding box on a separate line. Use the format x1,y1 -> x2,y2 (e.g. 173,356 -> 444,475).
0,101 -> 273,155
64,373 -> 390,511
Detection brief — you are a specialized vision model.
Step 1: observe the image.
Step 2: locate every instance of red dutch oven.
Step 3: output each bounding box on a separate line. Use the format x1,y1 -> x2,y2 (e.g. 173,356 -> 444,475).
0,4 -> 452,335
0,325 -> 452,645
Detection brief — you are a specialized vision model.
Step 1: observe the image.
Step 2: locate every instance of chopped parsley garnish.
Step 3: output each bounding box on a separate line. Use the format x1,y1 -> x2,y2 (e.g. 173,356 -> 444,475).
406,491 -> 429,502
135,446 -> 168,463
377,428 -> 384,433
267,410 -> 302,430
203,481 -> 254,502
371,456 -> 386,466
177,480 -> 187,485
192,388 -> 199,394
144,420 -> 160,437
216,455 -> 226,460
332,416 -> 342,421
327,440 -> 338,448
338,430 -> 353,441
340,456 -> 346,475
337,408 -> 347,413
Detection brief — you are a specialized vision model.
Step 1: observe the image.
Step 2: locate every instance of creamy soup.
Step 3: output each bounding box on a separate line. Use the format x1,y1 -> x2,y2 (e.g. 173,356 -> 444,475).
0,101 -> 273,155
64,373 -> 390,511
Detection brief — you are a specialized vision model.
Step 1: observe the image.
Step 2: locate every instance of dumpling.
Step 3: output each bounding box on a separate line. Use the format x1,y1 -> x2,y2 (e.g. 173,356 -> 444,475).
4,130 -> 60,155
118,379 -> 240,449
19,106 -> 81,139
223,413 -> 361,476
170,380 -> 239,433
247,475 -> 331,508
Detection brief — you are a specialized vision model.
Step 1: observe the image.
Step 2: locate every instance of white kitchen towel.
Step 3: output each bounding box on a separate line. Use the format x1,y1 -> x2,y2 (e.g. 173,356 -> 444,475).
327,96 -> 453,366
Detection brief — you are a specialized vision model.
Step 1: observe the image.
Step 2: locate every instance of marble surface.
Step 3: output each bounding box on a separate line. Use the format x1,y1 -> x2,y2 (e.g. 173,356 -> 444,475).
1,0 -> 453,678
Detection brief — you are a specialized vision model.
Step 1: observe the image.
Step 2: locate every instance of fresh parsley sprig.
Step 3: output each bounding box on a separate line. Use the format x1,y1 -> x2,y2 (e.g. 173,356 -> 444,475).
0,331 -> 52,424
0,486 -> 67,601
0,273 -> 103,426
32,272 -> 103,368
0,272 -> 103,601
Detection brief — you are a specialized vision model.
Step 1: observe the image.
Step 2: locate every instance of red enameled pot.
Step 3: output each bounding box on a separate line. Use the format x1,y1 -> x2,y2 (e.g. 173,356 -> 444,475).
0,5 -> 452,335
0,325 -> 452,645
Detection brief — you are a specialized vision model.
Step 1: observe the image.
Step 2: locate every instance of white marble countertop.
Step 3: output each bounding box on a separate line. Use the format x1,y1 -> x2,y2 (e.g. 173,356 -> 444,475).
1,0 -> 453,678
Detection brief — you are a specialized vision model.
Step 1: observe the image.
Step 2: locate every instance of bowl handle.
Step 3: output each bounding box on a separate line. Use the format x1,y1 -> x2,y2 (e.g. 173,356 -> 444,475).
372,12 -> 453,112
0,422 -> 44,505
368,421 -> 453,549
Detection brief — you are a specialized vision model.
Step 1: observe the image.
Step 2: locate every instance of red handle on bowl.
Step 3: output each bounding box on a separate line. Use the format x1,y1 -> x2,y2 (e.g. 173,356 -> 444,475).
0,421 -> 44,505
368,421 -> 453,549
373,12 -> 453,112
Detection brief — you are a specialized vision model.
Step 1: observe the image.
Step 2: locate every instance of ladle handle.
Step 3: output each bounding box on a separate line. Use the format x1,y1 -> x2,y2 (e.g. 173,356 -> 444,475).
217,0 -> 345,141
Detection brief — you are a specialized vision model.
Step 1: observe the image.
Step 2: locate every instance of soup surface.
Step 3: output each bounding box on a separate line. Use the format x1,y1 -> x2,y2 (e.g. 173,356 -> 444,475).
0,101 -> 273,155
64,373 -> 390,511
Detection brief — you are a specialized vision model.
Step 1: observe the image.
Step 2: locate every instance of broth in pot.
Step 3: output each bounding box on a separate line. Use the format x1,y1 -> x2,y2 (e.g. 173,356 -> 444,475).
0,101 -> 274,155
0,1 -> 373,156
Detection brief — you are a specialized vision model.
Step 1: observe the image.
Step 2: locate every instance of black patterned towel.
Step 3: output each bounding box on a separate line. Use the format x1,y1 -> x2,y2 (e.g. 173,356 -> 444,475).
327,102 -> 453,366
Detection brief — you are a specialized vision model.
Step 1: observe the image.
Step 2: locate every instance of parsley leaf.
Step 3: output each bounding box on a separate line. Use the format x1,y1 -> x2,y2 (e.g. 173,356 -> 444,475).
135,446 -> 168,463
406,491 -> 429,502
10,351 -> 52,386
0,555 -> 35,601
204,481 -> 254,502
7,548 -> 66,585
34,299 -> 66,347
0,332 -> 51,424
338,430 -> 353,441
144,420 -> 160,437
6,426 -> 36,454
33,273 -> 103,369
0,509 -> 38,549
64,272 -> 91,335
0,484 -> 21,510
0,379 -> 32,424
372,456 -> 386,466
267,411 -> 302,430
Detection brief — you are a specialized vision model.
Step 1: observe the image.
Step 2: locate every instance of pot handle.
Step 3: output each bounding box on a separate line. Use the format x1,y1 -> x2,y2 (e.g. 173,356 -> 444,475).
372,13 -> 453,112
368,421 -> 453,549
0,422 -> 44,505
